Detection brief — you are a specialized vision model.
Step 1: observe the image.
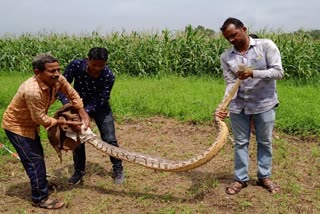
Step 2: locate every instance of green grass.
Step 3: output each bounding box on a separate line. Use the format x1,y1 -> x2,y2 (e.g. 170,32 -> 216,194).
276,81 -> 320,136
111,75 -> 320,138
0,72 -> 33,155
111,75 -> 225,122
0,73 -> 319,151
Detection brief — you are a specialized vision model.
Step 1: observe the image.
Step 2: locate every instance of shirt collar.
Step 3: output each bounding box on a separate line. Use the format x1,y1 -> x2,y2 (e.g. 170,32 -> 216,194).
35,75 -> 60,91
35,75 -> 49,91
249,36 -> 257,47
231,36 -> 256,54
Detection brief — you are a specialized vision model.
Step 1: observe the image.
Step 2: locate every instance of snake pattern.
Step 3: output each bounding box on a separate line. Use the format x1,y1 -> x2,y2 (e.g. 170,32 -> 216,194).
47,79 -> 241,172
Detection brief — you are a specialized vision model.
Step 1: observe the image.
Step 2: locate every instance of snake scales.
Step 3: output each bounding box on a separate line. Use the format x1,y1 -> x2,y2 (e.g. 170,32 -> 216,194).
47,79 -> 241,172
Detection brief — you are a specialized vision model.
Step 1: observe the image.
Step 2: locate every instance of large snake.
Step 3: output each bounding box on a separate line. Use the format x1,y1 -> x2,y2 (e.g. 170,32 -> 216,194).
48,79 -> 241,172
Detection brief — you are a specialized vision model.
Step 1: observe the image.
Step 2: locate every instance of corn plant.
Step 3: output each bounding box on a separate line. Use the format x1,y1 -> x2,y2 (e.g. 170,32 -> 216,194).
0,27 -> 319,82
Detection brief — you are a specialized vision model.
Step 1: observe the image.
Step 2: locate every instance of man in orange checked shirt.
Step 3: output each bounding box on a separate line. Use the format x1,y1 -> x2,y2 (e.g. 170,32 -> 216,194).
2,53 -> 90,210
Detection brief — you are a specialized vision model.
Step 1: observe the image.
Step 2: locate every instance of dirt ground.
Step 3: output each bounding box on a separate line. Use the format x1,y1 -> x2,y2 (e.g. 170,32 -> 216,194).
1,116 -> 320,214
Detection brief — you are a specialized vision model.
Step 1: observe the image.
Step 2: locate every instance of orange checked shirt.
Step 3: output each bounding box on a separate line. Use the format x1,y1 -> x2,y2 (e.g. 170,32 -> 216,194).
2,75 -> 83,140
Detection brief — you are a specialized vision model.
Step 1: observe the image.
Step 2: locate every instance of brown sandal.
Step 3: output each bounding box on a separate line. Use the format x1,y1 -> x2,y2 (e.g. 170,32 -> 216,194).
32,197 -> 64,209
225,181 -> 248,195
257,178 -> 280,194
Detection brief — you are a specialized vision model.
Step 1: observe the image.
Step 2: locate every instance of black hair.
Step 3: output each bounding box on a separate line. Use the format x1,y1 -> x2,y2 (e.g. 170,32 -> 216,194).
249,33 -> 259,38
32,53 -> 58,72
88,47 -> 108,61
220,17 -> 244,32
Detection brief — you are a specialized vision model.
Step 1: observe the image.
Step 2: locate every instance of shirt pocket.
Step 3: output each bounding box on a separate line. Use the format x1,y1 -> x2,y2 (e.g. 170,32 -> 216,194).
250,56 -> 267,70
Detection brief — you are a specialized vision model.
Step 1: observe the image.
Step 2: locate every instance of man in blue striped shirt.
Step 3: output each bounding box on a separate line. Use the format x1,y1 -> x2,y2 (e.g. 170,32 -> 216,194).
215,17 -> 283,195
58,47 -> 125,185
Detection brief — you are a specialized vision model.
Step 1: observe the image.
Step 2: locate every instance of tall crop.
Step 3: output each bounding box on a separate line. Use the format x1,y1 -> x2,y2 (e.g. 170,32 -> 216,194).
0,28 -> 319,82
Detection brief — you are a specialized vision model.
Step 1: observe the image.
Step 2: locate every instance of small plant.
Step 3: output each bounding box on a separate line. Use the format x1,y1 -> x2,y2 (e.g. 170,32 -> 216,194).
240,200 -> 253,209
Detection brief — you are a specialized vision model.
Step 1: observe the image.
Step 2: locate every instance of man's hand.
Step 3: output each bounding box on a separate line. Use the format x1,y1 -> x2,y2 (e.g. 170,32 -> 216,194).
214,108 -> 229,120
46,117 -> 83,131
78,108 -> 91,130
57,116 -> 82,126
65,121 -> 83,126
237,64 -> 253,80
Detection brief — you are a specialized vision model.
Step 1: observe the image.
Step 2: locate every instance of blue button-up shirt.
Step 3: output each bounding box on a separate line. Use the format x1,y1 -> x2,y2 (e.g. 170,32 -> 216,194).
220,37 -> 284,114
58,59 -> 115,114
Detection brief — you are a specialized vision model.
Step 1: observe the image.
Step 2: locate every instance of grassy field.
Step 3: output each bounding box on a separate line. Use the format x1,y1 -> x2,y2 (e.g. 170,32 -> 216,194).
0,72 -> 319,151
0,73 -> 320,213
1,29 -> 320,213
111,76 -> 320,138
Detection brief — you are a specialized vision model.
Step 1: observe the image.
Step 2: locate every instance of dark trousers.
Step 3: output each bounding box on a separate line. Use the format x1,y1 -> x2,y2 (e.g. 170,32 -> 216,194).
4,129 -> 48,203
73,104 -> 123,172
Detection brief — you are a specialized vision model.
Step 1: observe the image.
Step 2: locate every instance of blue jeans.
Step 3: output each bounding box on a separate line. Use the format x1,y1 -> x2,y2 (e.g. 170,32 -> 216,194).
230,108 -> 275,182
4,129 -> 48,203
73,102 -> 123,172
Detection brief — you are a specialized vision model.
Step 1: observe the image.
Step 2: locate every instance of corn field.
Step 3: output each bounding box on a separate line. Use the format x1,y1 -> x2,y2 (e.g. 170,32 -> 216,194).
0,26 -> 319,81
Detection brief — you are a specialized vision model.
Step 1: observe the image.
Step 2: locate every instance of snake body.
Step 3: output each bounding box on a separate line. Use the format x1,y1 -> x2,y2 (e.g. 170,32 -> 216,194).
48,79 -> 241,172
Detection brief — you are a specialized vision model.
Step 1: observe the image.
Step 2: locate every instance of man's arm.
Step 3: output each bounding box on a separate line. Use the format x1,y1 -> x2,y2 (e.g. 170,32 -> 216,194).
57,61 -> 77,105
59,76 -> 91,129
25,90 -> 82,130
84,70 -> 115,114
221,53 -> 239,100
252,39 -> 284,80
215,53 -> 238,120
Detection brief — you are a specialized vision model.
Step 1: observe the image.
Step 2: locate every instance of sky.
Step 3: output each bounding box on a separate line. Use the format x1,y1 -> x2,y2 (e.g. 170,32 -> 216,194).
1,0 -> 319,36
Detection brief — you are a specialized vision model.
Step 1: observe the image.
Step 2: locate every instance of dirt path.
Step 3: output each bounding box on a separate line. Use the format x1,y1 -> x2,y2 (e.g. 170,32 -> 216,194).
1,117 -> 319,213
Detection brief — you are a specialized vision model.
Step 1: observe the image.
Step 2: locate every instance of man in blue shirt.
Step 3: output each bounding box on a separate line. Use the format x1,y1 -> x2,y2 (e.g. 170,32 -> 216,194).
58,47 -> 124,185
215,18 -> 283,195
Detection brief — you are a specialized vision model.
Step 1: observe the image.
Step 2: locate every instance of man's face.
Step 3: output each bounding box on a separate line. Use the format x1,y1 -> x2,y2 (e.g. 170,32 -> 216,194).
222,24 -> 247,50
37,62 -> 61,86
87,59 -> 107,78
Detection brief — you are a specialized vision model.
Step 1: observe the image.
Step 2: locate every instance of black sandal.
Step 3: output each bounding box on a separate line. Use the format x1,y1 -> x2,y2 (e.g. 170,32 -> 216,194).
32,197 -> 64,209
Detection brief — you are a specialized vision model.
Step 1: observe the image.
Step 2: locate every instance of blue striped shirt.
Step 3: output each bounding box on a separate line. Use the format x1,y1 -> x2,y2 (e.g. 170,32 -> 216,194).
58,59 -> 115,114
220,37 -> 284,114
